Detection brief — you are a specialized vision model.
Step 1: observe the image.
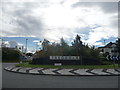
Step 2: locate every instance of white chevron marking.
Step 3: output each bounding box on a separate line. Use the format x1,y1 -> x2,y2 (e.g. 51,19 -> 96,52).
19,68 -> 31,73
29,68 -> 43,74
107,69 -> 119,74
4,67 -> 9,70
57,69 -> 74,75
91,69 -> 110,75
42,69 -> 57,75
74,69 -> 93,75
11,67 -> 21,72
5,66 -> 15,70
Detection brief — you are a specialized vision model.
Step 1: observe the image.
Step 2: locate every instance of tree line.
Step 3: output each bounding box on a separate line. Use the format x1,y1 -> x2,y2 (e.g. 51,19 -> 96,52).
35,34 -> 100,59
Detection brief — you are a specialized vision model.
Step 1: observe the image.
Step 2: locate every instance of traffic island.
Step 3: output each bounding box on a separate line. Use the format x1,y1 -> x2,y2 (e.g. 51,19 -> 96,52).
4,65 -> 120,76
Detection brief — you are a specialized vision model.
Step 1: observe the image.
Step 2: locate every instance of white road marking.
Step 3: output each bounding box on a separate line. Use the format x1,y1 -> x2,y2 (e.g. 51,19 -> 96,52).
57,69 -> 74,75
19,68 -> 31,73
91,69 -> 110,75
42,69 -> 57,75
74,69 -> 93,75
11,67 -> 22,72
107,69 -> 119,75
5,66 -> 15,70
29,68 -> 43,74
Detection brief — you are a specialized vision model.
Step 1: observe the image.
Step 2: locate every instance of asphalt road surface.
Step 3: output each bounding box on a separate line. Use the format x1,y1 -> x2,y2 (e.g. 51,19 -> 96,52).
2,63 -> 119,88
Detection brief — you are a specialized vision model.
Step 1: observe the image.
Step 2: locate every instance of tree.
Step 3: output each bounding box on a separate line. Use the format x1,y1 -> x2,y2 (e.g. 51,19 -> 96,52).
60,38 -> 68,47
60,38 -> 70,55
72,34 -> 83,56
72,35 -> 82,47
34,36 -> 100,60
42,39 -> 50,51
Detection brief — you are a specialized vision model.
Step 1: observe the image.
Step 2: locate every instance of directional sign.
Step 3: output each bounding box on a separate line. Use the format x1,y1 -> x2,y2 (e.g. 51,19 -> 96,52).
110,56 -> 113,60
106,55 -> 110,60
116,55 -> 119,60
111,56 -> 118,60
106,55 -> 119,60
106,55 -> 109,60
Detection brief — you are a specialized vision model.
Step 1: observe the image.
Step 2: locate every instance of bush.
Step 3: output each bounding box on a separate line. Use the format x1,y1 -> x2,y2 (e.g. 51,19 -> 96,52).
2,47 -> 21,62
101,61 -> 112,65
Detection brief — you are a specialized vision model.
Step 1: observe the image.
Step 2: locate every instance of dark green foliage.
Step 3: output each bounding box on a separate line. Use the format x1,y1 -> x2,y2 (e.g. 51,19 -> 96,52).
32,35 -> 105,65
2,47 -> 21,61
42,39 -> 50,51
37,38 -> 71,57
71,35 -> 83,56
35,35 -> 100,61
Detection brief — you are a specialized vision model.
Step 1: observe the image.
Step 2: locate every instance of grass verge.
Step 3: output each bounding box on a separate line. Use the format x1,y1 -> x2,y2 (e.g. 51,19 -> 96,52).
15,62 -> 119,69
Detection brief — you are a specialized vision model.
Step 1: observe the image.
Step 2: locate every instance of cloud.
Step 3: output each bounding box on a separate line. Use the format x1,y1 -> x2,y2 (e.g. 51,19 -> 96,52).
85,27 -> 117,45
33,40 -> 40,43
94,42 -> 104,46
72,2 -> 118,14
1,1 -> 118,46
17,43 -> 23,46
1,2 -> 45,37
33,40 -> 42,49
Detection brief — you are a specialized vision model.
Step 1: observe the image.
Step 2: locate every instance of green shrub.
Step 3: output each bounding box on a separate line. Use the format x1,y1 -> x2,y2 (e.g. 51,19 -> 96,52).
2,47 -> 21,62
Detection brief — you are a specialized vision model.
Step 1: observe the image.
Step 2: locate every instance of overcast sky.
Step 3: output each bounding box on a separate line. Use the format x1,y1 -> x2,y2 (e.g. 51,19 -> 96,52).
1,0 -> 118,47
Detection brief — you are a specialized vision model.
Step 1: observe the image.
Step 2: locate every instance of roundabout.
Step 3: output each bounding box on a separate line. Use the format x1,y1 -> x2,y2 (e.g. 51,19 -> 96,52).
4,65 -> 120,76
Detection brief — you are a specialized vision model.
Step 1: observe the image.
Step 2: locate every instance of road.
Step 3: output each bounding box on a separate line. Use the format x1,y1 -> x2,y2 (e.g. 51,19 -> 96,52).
2,63 -> 119,88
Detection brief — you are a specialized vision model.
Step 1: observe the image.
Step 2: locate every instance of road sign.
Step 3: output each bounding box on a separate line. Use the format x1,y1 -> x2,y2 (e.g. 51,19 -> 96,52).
110,56 -> 118,60
106,55 -> 119,60
106,55 -> 110,60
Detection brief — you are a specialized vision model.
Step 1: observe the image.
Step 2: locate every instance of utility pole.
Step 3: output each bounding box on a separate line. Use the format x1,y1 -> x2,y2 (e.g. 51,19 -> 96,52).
104,40 -> 106,45
25,39 -> 28,53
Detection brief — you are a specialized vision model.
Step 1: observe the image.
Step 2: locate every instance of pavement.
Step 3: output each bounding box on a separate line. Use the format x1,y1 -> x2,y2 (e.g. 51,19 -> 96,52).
4,65 -> 120,76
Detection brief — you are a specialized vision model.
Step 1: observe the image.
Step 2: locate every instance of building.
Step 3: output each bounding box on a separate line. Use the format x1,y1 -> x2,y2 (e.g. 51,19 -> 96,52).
98,42 -> 119,57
